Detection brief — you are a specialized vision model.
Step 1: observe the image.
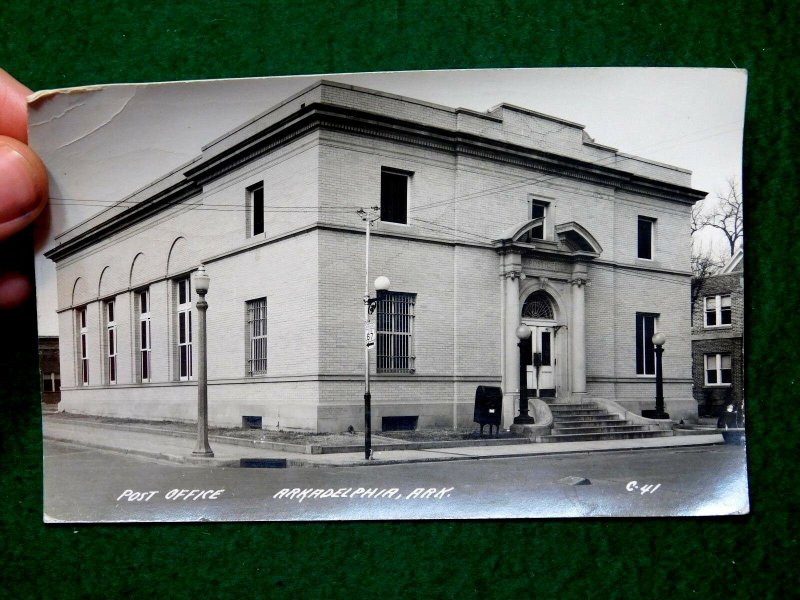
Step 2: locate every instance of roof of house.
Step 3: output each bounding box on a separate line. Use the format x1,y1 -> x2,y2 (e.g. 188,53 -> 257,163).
720,248 -> 744,274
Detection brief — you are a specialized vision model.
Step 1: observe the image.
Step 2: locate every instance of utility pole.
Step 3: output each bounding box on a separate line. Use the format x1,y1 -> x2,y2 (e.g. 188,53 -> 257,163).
358,207 -> 380,460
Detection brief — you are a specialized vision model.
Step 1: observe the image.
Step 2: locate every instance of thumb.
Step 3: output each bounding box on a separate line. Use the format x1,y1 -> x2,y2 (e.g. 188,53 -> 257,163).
0,135 -> 48,240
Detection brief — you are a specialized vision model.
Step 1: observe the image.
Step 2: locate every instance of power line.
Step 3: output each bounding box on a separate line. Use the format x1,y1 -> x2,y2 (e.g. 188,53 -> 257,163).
48,117 -> 737,221
408,124 -> 737,216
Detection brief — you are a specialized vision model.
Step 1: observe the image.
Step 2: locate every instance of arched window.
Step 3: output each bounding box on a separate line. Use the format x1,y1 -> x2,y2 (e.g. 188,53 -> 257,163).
522,291 -> 554,320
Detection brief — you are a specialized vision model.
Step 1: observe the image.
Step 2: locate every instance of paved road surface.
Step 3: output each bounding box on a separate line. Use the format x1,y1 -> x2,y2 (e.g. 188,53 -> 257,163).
44,441 -> 749,522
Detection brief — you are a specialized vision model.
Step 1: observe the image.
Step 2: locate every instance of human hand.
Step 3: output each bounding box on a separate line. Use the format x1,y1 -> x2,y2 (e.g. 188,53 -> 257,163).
0,68 -> 48,308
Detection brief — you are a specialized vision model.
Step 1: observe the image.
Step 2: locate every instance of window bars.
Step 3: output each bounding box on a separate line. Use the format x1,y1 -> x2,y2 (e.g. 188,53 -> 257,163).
247,298 -> 268,375
376,292 -> 415,373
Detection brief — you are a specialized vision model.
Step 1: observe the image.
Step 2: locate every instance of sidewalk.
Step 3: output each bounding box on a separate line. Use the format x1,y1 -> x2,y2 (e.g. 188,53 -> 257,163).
43,417 -> 727,468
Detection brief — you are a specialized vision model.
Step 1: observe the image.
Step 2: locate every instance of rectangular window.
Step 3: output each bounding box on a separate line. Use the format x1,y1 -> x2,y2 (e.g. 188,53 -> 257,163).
540,330 -> 551,366
176,278 -> 193,380
637,217 -> 654,260
77,307 -> 89,385
42,372 -> 59,392
246,298 -> 268,375
529,201 -> 547,240
105,300 -> 117,384
139,289 -> 152,382
704,294 -> 732,327
635,312 -> 659,375
376,291 -> 416,373
380,168 -> 410,224
705,353 -> 732,386
248,183 -> 265,237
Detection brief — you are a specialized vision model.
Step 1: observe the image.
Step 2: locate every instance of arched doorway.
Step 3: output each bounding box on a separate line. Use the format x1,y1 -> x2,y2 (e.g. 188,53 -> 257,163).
521,291 -> 557,397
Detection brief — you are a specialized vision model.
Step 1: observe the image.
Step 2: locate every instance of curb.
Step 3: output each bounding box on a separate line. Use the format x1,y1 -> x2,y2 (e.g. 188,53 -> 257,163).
43,415 -> 531,454
45,434 -> 241,468
45,432 -> 727,469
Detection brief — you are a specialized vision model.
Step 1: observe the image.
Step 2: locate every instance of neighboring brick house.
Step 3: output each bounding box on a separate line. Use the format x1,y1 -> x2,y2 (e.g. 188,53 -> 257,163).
45,80 -> 706,432
691,250 -> 744,417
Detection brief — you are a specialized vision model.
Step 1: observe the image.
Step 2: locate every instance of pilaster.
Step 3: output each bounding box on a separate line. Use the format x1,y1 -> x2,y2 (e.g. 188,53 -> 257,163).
569,262 -> 588,401
501,252 -> 524,427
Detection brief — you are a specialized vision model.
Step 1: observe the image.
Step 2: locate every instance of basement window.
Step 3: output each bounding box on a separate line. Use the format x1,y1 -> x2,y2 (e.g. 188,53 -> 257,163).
382,416 -> 419,431
242,416 -> 263,429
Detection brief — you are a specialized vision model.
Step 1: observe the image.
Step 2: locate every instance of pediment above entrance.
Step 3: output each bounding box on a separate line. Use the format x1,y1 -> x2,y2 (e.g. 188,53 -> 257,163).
494,219 -> 602,260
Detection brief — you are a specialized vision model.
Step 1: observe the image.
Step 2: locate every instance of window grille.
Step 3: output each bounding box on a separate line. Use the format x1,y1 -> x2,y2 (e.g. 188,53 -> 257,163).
376,292 -> 415,373
246,298 -> 268,375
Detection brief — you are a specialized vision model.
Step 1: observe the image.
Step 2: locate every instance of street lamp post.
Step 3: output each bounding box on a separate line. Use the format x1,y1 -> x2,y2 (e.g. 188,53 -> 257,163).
514,324 -> 535,425
643,332 -> 670,420
358,208 -> 393,460
192,265 -> 214,457
363,275 -> 390,460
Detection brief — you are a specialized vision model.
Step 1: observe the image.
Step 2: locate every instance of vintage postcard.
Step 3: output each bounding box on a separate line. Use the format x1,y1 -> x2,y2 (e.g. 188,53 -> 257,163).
34,68 -> 749,522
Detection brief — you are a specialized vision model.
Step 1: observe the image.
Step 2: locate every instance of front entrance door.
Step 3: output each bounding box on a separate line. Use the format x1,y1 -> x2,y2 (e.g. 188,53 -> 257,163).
523,325 -> 556,397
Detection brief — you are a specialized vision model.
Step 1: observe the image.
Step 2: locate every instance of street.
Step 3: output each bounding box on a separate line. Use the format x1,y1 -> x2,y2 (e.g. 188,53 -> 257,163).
43,441 -> 749,521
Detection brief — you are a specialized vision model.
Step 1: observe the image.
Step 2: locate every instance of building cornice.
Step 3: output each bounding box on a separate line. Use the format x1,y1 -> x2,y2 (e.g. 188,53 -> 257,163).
45,101 -> 707,263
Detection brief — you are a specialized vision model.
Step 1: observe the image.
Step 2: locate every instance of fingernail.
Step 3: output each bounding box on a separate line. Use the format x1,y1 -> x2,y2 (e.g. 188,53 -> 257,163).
0,141 -> 41,223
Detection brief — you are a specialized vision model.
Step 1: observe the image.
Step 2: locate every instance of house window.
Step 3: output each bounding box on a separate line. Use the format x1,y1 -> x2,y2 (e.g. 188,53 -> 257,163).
248,182 -> 265,237
704,294 -> 732,327
705,353 -> 732,386
138,289 -> 152,382
176,278 -> 193,380
105,300 -> 117,384
637,217 -> 655,260
246,298 -> 268,375
529,201 -> 547,240
77,307 -> 89,385
635,312 -> 659,375
376,291 -> 416,373
380,168 -> 410,224
42,372 -> 60,393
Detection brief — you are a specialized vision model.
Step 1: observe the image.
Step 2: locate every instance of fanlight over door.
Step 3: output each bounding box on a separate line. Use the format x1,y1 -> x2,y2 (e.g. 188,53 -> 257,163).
522,291 -> 554,320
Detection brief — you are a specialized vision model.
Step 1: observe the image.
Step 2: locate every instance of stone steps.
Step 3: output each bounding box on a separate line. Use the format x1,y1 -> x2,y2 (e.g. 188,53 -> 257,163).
537,399 -> 673,443
552,416 -> 628,424
538,429 -> 674,443
552,424 -> 650,435
549,408 -> 609,416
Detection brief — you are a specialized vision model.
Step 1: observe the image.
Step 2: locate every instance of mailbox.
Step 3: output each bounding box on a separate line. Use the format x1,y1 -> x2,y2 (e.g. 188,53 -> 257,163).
474,386 -> 503,437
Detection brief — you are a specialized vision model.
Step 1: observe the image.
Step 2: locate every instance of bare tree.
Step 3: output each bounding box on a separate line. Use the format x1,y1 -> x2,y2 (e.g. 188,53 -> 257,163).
690,250 -> 723,317
696,177 -> 743,257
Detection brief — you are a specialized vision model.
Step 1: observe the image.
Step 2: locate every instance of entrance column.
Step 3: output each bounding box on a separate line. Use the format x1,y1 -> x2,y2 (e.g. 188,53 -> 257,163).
569,262 -> 588,401
501,252 -> 524,427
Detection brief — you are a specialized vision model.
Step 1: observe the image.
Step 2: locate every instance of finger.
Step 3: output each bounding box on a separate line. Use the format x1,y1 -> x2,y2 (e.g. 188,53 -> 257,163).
0,272 -> 31,309
0,69 -> 32,143
0,135 -> 49,240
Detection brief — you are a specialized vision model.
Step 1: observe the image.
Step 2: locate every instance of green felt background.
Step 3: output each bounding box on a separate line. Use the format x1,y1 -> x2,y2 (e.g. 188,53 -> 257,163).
1,1 -> 797,597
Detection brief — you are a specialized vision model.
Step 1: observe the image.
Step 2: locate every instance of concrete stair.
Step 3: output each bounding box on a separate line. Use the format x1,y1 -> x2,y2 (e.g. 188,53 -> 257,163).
537,400 -> 673,443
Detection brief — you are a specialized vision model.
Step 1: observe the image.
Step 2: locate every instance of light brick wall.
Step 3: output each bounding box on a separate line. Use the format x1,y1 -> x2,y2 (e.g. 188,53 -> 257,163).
53,84 -> 699,430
